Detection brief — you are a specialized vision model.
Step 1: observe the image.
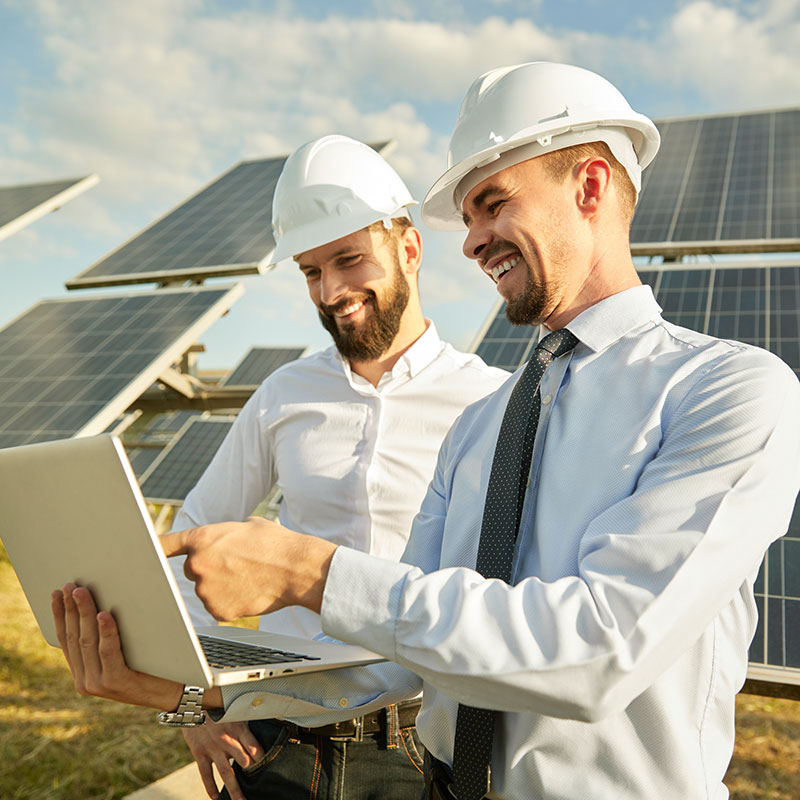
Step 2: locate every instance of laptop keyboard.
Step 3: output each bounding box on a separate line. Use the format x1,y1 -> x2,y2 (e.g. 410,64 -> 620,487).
198,634 -> 322,669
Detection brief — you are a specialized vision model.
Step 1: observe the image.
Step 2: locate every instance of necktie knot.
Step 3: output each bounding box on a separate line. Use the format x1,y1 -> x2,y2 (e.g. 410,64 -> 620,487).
535,328 -> 579,360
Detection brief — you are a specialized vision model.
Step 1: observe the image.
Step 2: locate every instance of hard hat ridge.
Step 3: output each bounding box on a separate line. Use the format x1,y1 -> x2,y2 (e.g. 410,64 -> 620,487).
270,135 -> 417,264
421,61 -> 661,230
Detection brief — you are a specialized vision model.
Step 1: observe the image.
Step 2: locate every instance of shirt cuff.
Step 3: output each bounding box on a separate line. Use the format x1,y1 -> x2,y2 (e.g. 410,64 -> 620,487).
321,546 -> 415,659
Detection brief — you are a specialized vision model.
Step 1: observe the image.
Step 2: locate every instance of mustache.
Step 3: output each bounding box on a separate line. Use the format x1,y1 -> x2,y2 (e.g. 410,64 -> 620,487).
479,239 -> 519,268
319,292 -> 373,317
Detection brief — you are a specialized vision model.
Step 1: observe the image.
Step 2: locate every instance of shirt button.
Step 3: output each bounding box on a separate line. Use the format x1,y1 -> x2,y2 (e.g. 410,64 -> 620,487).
542,394 -> 552,404
252,697 -> 264,708
338,697 -> 349,708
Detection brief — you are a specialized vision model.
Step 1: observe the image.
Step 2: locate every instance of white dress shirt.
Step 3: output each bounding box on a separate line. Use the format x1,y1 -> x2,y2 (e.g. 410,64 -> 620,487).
170,321 -> 508,637
218,286 -> 800,800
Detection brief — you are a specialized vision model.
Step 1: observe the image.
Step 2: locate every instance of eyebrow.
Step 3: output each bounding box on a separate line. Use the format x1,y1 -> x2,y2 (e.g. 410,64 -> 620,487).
296,247 -> 361,270
461,183 -> 503,225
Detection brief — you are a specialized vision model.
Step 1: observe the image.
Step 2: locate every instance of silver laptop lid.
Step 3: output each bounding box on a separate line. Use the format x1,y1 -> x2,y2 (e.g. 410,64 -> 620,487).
0,434 -> 213,686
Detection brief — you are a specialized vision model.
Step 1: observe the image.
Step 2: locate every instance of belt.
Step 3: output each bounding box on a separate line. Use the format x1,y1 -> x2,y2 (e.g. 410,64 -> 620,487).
280,698 -> 421,741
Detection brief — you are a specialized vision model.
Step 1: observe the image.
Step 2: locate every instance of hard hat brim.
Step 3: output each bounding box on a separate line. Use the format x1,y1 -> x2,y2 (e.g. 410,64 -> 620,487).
421,115 -> 660,231
270,203 -> 417,265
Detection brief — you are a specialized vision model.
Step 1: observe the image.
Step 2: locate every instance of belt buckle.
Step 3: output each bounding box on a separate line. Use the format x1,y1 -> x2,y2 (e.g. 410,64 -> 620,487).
329,716 -> 363,742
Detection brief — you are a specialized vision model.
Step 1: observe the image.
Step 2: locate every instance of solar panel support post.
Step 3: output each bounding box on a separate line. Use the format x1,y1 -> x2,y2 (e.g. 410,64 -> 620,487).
157,368 -> 205,399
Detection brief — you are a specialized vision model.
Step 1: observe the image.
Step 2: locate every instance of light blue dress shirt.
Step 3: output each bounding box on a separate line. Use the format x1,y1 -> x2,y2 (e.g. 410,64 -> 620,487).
220,286 -> 800,800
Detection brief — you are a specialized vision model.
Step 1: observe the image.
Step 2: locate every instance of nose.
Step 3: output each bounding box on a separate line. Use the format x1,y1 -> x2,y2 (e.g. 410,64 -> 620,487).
462,221 -> 490,261
319,270 -> 347,307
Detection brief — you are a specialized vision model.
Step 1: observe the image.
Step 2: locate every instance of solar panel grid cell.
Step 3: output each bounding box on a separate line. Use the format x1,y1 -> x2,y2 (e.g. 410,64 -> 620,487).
139,417 -> 234,504
221,346 -> 306,387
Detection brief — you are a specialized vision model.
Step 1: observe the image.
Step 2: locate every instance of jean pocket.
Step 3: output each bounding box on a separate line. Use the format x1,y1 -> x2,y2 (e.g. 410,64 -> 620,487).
239,720 -> 291,776
399,727 -> 425,772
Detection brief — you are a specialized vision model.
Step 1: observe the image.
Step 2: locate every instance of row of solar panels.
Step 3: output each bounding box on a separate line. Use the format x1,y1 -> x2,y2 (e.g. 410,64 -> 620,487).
3,108 -> 798,292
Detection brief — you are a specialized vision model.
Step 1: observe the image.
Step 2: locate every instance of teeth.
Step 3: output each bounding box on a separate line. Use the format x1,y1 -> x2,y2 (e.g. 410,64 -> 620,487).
335,300 -> 364,317
490,256 -> 520,282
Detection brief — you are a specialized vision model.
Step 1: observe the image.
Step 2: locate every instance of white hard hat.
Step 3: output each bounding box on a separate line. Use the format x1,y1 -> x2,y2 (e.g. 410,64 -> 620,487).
270,135 -> 417,264
421,61 -> 661,230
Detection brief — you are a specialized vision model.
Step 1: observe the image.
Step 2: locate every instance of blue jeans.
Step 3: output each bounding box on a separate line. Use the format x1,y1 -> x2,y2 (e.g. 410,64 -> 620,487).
220,712 -> 425,800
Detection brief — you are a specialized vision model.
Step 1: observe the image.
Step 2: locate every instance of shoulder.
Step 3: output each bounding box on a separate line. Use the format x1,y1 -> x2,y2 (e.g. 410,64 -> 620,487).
434,340 -> 510,383
652,322 -> 800,426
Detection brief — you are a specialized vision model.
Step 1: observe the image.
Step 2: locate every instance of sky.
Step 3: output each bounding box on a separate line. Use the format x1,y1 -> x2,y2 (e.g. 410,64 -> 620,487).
1,0 -> 799,371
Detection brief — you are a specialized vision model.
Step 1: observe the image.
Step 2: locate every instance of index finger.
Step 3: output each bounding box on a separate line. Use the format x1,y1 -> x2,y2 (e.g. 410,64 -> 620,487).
159,529 -> 192,558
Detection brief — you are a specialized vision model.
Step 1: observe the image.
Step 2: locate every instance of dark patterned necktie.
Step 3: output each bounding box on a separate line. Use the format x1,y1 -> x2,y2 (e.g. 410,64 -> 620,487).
451,328 -> 579,800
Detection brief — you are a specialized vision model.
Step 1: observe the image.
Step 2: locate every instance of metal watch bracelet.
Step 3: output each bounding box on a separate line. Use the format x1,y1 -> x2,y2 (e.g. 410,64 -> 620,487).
156,685 -> 206,727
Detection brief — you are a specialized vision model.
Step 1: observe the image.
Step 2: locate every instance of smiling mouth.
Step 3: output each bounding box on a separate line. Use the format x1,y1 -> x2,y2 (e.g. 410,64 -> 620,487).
490,255 -> 521,283
328,297 -> 372,323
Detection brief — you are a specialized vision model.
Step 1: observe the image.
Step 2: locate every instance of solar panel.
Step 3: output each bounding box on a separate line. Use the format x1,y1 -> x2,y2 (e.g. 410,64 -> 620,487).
631,108 -> 800,255
472,262 -> 800,688
125,445 -> 163,478
135,410 -> 203,442
65,142 -> 392,290
0,284 -> 243,448
220,346 -> 307,387
139,416 -> 234,504
121,410 -> 203,477
0,175 -> 99,243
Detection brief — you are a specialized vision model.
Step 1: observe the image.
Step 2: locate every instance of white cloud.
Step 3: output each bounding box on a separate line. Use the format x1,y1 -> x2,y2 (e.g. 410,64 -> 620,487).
641,0 -> 800,110
3,0 -> 798,363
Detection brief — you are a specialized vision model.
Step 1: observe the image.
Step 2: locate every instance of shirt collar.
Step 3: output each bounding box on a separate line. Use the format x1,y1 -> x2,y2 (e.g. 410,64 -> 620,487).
565,285 -> 662,353
394,319 -> 441,378
335,319 -> 443,388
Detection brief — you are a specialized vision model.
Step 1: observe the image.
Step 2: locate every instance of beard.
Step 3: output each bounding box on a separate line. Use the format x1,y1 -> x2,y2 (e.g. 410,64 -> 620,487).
318,259 -> 410,362
505,267 -> 552,326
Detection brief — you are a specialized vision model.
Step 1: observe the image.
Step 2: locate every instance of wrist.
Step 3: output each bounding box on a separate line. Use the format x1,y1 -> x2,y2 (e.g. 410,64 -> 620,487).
157,685 -> 206,726
202,686 -> 223,710
292,536 -> 337,613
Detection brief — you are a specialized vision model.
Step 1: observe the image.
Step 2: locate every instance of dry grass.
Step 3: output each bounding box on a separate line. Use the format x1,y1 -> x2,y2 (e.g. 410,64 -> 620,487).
0,545 -> 194,799
1,541 -> 799,798
726,695 -> 800,799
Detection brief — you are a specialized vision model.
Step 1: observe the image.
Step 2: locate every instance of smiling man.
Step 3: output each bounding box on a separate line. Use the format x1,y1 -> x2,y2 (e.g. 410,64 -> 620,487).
155,136 -> 508,800
55,66 -> 800,800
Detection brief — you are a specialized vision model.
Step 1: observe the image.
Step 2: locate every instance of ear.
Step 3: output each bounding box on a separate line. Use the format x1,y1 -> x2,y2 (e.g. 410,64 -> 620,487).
576,157 -> 611,217
400,226 -> 423,275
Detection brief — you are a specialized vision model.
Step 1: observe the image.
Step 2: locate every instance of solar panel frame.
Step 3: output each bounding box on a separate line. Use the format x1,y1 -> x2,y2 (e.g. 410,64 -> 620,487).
631,107 -> 800,256
139,415 -> 235,505
471,262 -> 800,689
0,175 -> 99,243
64,159 -> 285,289
65,142 -> 393,290
0,283 -> 243,448
219,346 -> 308,387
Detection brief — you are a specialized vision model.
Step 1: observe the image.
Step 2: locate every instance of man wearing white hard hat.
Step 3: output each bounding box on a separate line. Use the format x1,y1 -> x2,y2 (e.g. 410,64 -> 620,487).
55,64 -> 800,800
171,136 -> 507,800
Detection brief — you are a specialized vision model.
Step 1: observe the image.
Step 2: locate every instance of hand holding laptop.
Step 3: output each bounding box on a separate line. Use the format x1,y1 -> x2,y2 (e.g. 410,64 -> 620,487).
50,516 -> 338,712
51,581 -> 223,712
162,516 -> 339,621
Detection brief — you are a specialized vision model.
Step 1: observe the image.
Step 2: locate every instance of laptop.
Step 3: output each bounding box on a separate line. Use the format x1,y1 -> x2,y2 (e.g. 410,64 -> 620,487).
0,434 -> 384,687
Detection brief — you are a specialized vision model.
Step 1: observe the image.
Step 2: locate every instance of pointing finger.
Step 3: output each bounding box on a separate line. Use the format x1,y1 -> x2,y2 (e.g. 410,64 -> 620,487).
159,529 -> 192,559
